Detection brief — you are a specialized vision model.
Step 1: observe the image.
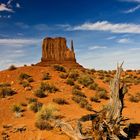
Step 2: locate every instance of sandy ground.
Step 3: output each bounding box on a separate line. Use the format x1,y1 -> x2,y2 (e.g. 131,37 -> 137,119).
0,66 -> 140,140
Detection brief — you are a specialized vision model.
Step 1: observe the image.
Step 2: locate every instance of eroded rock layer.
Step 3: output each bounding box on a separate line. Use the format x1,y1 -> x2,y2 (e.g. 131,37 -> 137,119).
37,37 -> 82,68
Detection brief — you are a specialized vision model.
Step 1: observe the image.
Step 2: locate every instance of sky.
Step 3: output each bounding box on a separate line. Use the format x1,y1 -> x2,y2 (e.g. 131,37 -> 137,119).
0,0 -> 140,70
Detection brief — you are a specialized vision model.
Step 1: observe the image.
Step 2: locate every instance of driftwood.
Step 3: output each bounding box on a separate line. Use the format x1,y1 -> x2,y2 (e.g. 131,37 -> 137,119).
55,64 -> 127,140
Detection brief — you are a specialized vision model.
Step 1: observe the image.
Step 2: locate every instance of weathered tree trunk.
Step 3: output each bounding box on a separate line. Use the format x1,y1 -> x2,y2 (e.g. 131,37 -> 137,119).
55,63 -> 127,140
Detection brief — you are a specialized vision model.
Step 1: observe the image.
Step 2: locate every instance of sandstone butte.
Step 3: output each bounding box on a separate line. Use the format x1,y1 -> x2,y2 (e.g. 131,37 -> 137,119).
36,37 -> 83,68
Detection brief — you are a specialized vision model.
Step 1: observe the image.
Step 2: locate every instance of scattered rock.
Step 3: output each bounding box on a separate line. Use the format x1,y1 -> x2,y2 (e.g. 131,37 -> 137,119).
25,86 -> 32,91
3,124 -> 13,129
13,125 -> 26,133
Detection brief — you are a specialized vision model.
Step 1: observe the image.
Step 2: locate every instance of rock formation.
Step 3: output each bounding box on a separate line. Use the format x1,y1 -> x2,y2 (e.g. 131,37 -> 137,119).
37,37 -> 82,68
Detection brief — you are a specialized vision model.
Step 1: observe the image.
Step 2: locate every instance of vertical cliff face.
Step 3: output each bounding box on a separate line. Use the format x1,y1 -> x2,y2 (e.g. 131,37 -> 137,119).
37,36 -> 82,68
41,37 -> 76,63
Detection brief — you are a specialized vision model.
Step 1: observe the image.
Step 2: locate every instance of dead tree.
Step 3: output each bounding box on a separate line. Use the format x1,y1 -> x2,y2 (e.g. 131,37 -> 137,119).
55,63 -> 128,140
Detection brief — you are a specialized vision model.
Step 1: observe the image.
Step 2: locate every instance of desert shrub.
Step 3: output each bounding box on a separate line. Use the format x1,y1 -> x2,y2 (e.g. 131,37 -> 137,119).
78,74 -> 94,87
0,87 -> 15,98
36,104 -> 58,120
19,73 -> 31,80
103,77 -> 111,83
72,96 -> 92,111
20,80 -> 30,88
42,73 -> 51,80
31,64 -> 35,66
90,69 -> 96,73
40,82 -> 58,93
34,89 -> 46,98
90,96 -> 100,103
68,70 -> 79,81
27,97 -> 38,104
66,78 -> 74,86
8,65 -> 17,70
20,102 -> 27,107
0,83 -> 11,87
53,98 -> 69,105
59,73 -> 68,79
98,90 -> 109,100
11,104 -> 22,113
72,89 -> 86,98
35,120 -> 53,130
27,77 -> 34,82
129,93 -> 140,103
73,84 -> 81,90
53,65 -> 66,72
84,104 -> 92,111
134,78 -> 140,85
89,83 -> 98,90
28,102 -> 43,113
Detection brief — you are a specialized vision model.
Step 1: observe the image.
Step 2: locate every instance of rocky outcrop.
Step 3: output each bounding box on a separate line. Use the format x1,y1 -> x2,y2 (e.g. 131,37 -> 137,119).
37,37 -> 82,68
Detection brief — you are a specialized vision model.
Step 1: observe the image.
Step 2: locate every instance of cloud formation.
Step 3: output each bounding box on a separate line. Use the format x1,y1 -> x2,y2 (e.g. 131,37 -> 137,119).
0,3 -> 13,12
71,21 -> 140,34
0,38 -> 41,47
124,4 -> 140,13
121,0 -> 140,3
88,45 -> 107,50
117,38 -> 132,43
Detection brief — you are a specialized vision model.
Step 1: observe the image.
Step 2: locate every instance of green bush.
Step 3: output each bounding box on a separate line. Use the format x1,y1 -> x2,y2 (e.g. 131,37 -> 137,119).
72,89 -> 86,98
53,98 -> 69,105
20,80 -> 30,88
27,77 -> 34,82
0,83 -> 11,87
42,73 -> 51,80
8,65 -> 17,70
72,96 -> 92,111
28,102 -> 43,113
36,104 -> 59,121
34,89 -> 46,98
53,65 -> 66,72
11,104 -> 22,113
129,94 -> 140,103
90,96 -> 100,103
40,82 -> 58,93
0,87 -> 15,98
59,73 -> 68,79
27,98 -> 38,104
68,70 -> 79,81
78,74 -> 94,87
73,84 -> 81,90
35,120 -> 53,130
19,73 -> 31,80
89,83 -> 98,90
98,90 -> 109,100
66,78 -> 74,86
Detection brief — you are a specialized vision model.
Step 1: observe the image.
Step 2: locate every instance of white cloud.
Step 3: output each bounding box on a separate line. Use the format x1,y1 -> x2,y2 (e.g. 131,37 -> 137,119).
7,0 -> 14,5
16,3 -> 20,8
121,0 -> 140,3
78,47 -> 140,70
0,38 -> 41,47
117,38 -> 132,43
106,36 -> 116,40
71,21 -> 140,34
88,45 -> 107,50
0,3 -> 13,12
124,4 -> 140,13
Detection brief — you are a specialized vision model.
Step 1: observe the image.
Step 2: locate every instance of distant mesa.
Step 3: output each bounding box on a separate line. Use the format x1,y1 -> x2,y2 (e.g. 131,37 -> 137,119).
37,37 -> 82,68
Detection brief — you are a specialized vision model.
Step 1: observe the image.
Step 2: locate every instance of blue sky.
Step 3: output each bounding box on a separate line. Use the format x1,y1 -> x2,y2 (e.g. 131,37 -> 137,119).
0,0 -> 140,70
